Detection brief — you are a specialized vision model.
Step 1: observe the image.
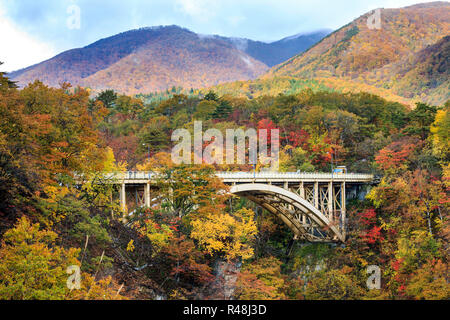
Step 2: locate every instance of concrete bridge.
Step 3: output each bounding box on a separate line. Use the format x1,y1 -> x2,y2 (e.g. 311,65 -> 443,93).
111,171 -> 374,243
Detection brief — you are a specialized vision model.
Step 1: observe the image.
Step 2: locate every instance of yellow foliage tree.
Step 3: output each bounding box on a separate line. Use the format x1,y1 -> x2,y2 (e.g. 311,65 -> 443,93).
190,208 -> 257,261
430,105 -> 449,159
0,217 -> 124,300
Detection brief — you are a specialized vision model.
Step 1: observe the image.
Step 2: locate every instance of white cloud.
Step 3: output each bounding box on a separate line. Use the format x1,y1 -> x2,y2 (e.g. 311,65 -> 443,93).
175,0 -> 218,21
0,4 -> 55,72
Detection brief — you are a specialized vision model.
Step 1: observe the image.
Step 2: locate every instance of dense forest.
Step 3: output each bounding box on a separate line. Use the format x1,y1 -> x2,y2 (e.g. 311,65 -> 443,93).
0,65 -> 448,299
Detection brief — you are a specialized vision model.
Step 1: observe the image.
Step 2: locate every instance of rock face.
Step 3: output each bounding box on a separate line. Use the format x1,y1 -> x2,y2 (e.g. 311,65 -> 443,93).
204,259 -> 242,300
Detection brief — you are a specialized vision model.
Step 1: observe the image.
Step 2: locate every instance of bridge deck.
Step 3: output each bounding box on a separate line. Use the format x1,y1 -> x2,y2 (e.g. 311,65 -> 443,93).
113,171 -> 374,184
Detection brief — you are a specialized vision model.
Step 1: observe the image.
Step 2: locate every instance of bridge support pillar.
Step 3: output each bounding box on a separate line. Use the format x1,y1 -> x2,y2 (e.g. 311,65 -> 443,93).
299,182 -> 305,198
314,182 -> 319,208
299,182 -> 306,224
328,182 -> 333,219
145,183 -> 151,207
341,181 -> 346,238
120,183 -> 126,213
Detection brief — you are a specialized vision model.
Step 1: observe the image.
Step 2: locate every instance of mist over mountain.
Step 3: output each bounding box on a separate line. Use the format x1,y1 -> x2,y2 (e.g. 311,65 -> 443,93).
217,29 -> 332,67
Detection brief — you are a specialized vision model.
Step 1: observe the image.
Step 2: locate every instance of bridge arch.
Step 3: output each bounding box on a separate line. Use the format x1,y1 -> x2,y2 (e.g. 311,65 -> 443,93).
230,183 -> 345,242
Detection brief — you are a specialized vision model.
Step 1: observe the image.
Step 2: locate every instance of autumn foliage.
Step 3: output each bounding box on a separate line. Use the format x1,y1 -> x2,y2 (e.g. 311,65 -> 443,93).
0,64 -> 449,300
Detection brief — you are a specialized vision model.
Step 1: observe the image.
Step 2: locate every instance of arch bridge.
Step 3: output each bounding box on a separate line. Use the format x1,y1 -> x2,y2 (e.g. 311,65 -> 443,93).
109,171 -> 374,243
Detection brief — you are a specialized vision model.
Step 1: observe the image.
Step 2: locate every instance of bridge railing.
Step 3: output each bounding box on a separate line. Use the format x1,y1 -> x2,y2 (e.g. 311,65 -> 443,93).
216,171 -> 374,180
107,171 -> 374,182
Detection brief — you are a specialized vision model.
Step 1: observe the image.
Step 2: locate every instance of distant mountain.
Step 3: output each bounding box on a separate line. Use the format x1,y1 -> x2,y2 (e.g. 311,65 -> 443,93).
266,1 -> 450,105
9,25 -> 329,95
218,29 -> 332,67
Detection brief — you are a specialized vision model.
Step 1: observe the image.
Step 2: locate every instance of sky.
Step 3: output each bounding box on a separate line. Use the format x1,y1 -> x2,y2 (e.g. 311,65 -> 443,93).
0,0 -> 440,72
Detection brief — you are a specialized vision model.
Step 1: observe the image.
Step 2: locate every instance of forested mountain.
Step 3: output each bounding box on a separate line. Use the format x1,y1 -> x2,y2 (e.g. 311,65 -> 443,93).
266,2 -> 450,105
9,26 -> 329,95
8,2 -> 448,104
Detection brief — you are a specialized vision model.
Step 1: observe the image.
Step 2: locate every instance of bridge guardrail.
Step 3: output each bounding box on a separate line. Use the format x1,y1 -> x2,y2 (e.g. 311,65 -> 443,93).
75,171 -> 374,182
97,171 -> 374,182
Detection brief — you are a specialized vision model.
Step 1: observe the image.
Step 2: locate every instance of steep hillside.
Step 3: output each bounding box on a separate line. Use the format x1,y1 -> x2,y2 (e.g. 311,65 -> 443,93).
9,26 -> 329,95
267,2 -> 450,105
387,35 -> 449,105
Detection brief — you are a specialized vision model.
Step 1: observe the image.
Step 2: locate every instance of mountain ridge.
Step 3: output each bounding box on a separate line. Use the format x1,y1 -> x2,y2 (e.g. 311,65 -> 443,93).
9,2 -> 449,105
9,25 -> 330,95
